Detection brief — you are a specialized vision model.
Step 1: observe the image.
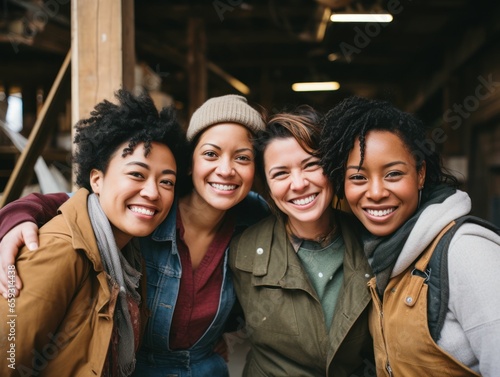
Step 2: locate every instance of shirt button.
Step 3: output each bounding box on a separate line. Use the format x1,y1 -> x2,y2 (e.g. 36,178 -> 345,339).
364,273 -> 370,278
256,247 -> 264,255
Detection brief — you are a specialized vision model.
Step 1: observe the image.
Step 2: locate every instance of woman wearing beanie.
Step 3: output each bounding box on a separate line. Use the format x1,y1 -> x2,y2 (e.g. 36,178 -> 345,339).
0,94 -> 269,376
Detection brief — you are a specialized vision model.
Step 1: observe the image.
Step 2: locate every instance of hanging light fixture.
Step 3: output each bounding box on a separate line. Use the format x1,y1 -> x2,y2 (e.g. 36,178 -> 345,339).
329,0 -> 393,23
330,13 -> 392,22
292,81 -> 340,92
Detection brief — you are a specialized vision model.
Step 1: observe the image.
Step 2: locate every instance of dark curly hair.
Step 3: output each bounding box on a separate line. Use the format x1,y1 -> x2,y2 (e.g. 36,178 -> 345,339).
73,89 -> 188,192
319,96 -> 458,202
254,105 -> 322,218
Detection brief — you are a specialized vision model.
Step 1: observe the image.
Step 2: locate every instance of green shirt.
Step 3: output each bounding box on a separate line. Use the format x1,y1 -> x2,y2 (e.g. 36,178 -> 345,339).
297,236 -> 345,328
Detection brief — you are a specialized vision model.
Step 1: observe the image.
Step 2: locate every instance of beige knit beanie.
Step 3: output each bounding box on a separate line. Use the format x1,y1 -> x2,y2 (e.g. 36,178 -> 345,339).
186,94 -> 265,141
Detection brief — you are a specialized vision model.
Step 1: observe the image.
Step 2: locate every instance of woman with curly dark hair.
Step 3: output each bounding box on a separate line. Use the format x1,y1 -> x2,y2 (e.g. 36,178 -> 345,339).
319,96 -> 500,376
0,89 -> 186,376
0,94 -> 269,377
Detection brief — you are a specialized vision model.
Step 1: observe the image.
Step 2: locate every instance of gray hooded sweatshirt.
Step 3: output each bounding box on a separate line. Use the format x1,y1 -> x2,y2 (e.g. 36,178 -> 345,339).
391,190 -> 500,376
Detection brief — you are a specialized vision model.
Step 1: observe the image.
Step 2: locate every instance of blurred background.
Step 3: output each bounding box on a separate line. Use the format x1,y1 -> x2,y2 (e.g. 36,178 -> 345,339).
0,0 -> 499,225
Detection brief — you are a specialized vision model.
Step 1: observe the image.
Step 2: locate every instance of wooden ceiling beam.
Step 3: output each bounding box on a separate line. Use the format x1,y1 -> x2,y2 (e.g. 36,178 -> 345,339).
135,3 -> 317,20
6,0 -> 70,26
30,23 -> 70,54
136,30 -> 252,97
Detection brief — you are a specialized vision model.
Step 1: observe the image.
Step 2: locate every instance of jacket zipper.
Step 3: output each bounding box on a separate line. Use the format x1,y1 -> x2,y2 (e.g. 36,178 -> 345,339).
386,360 -> 393,377
370,279 -> 393,377
379,310 -> 393,377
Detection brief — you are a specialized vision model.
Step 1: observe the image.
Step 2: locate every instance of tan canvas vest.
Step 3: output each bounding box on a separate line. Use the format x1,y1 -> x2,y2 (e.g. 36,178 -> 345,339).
367,222 -> 481,377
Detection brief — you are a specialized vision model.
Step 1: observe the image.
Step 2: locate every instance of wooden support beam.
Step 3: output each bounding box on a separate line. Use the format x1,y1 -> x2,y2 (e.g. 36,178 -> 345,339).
71,0 -> 135,124
0,51 -> 70,207
137,28 -> 251,99
0,83 -> 8,122
71,0 -> 135,189
206,62 -> 250,95
21,84 -> 37,138
1,0 -> 136,203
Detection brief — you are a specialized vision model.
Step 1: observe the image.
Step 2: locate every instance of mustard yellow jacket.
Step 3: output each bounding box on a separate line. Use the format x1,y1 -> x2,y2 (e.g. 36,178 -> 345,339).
0,188 -> 145,377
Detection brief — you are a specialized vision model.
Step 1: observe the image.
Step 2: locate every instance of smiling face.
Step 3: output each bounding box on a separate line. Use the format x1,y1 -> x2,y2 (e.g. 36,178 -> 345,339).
344,130 -> 426,237
190,123 -> 255,212
90,141 -> 177,248
264,137 -> 334,235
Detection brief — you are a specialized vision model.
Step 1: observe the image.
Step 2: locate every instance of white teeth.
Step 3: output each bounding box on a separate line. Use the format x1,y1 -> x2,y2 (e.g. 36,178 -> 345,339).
211,183 -> 237,191
292,194 -> 316,206
366,208 -> 395,217
130,206 -> 155,216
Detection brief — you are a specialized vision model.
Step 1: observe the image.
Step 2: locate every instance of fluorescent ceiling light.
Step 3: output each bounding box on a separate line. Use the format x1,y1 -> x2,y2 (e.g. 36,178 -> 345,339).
292,81 -> 340,92
330,13 -> 393,23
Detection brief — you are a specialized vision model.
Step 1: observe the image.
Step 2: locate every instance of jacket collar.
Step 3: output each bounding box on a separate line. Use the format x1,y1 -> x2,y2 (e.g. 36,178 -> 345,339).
235,216 -> 317,296
149,197 -> 178,243
57,188 -> 104,272
149,192 -> 269,246
337,212 -> 370,276
235,212 -> 372,294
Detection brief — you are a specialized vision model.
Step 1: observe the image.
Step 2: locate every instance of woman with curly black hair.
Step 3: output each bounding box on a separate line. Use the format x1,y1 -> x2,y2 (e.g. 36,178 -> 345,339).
319,96 -> 500,376
0,89 -> 186,376
0,94 -> 269,377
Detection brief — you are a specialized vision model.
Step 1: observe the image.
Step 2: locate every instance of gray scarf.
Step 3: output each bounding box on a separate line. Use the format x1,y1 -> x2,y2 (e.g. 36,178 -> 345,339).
87,194 -> 141,376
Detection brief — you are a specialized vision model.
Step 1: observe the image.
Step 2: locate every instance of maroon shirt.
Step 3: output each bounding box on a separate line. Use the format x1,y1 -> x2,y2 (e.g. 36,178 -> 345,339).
0,192 -> 69,239
169,209 -> 234,349
103,294 -> 140,377
0,192 -> 237,350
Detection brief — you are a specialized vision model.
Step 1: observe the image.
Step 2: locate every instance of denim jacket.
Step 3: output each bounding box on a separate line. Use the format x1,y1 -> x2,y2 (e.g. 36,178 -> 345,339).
133,192 -> 268,377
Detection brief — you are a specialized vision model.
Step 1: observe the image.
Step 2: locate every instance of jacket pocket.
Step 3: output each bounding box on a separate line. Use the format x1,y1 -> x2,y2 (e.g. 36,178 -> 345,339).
244,286 -> 299,336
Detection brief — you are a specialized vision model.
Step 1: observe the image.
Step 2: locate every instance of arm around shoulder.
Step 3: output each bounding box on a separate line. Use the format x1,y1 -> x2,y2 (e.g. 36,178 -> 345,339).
0,192 -> 70,294
0,192 -> 70,239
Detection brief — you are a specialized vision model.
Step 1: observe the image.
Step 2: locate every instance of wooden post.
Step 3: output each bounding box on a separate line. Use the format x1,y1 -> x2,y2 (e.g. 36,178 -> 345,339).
20,84 -> 37,138
0,1 -> 136,204
71,0 -> 135,126
187,17 -> 207,117
0,83 -> 8,122
71,0 -> 135,188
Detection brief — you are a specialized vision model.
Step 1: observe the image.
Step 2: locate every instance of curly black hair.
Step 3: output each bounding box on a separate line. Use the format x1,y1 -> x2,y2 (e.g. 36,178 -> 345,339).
73,89 -> 188,192
319,96 -> 458,201
254,105 -> 322,218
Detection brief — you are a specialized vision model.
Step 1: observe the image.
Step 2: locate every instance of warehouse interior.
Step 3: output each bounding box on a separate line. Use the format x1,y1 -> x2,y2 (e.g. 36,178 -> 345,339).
0,0 -> 499,225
